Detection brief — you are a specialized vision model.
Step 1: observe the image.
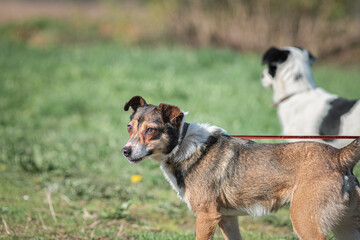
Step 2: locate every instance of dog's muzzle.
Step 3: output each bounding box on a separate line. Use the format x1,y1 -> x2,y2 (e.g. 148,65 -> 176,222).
122,144 -> 153,164
261,69 -> 274,88
122,146 -> 132,157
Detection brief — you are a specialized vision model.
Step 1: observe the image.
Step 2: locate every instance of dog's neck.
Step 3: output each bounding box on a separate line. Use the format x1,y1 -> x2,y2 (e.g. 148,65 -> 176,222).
270,93 -> 295,107
178,122 -> 190,146
271,91 -> 312,107
168,122 -> 227,162
272,59 -> 317,104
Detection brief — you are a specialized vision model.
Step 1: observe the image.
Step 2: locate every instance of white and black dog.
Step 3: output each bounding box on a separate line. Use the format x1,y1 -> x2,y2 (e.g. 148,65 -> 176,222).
261,46 -> 360,148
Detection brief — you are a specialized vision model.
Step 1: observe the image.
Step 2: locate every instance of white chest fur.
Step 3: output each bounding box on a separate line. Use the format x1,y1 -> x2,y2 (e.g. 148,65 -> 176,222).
160,163 -> 192,210
160,163 -> 184,198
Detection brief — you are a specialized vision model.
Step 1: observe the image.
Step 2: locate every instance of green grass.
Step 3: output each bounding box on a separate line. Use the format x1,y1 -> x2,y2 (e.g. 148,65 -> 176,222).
0,39 -> 359,239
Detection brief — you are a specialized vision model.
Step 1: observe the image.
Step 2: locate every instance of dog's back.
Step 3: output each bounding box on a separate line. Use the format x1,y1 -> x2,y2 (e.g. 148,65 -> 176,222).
185,132 -> 360,217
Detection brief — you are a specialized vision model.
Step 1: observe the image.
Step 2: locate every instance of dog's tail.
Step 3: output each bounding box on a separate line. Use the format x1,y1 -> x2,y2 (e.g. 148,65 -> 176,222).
339,137 -> 360,169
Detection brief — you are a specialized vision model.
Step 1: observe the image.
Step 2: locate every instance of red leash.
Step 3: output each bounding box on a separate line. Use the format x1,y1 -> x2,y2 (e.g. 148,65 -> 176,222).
231,135 -> 359,140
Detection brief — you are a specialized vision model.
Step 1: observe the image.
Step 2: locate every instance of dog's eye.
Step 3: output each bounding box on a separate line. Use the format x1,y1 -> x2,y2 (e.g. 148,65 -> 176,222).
146,127 -> 156,134
127,125 -> 133,133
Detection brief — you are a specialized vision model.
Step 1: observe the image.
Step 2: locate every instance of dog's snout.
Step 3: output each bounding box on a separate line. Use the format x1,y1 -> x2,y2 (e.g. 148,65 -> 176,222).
122,146 -> 132,157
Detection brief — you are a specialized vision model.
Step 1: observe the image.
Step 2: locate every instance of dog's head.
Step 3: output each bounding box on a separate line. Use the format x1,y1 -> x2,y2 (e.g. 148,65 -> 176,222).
122,96 -> 184,164
261,46 -> 317,90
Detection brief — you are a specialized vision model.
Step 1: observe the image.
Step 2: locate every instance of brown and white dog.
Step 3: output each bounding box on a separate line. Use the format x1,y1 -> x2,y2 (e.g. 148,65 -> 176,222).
122,96 -> 360,240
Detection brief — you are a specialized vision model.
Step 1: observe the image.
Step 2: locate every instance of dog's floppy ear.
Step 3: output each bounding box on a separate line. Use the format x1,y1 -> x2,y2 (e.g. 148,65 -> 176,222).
262,47 -> 290,66
124,96 -> 147,114
158,103 -> 184,129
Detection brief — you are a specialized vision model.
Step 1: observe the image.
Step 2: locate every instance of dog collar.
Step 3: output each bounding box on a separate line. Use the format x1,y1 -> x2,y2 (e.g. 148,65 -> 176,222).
179,122 -> 190,145
270,93 -> 296,107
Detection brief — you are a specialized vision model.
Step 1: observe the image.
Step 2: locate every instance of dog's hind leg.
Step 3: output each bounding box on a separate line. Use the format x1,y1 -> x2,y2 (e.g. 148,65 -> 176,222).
195,212 -> 221,240
332,185 -> 360,240
290,186 -> 329,240
219,216 -> 242,240
332,213 -> 360,239
332,222 -> 360,240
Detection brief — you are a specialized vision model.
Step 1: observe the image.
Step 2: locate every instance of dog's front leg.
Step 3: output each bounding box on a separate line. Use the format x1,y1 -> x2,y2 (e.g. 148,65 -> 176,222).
195,212 -> 220,240
219,216 -> 242,240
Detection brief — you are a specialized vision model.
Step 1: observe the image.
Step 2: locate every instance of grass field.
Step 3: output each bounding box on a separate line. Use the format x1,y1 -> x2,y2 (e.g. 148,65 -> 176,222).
1,39 -> 360,239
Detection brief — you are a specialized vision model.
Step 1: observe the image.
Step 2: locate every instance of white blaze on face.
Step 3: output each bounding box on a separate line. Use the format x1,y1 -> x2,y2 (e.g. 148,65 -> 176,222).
131,143 -> 148,159
261,69 -> 274,88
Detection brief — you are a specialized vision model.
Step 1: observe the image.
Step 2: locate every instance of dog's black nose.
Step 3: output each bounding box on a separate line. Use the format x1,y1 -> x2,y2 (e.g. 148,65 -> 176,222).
122,146 -> 132,157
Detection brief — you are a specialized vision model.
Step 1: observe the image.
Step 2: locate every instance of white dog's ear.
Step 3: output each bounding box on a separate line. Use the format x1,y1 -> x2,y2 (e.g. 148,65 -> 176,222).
262,47 -> 290,66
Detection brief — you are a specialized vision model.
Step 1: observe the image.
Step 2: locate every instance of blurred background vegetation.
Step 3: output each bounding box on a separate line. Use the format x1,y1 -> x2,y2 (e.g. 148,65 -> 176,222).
0,0 -> 359,239
1,0 -> 360,62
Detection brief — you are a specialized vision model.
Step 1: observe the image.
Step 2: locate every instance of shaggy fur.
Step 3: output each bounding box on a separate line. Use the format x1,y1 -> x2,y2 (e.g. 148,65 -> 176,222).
122,96 -> 360,240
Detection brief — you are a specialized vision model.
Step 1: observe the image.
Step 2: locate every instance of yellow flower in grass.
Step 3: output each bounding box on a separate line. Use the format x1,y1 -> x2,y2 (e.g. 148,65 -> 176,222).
131,175 -> 142,183
1,164 -> 6,171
